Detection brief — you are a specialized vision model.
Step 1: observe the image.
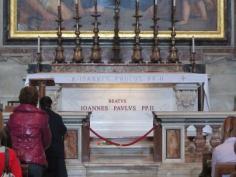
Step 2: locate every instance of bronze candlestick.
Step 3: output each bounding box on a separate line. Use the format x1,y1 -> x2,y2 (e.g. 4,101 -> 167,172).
131,0 -> 143,63
190,52 -> 196,72
54,4 -> 65,63
110,0 -> 122,63
90,0 -> 102,63
72,2 -> 84,63
167,1 -> 180,63
36,52 -> 42,72
150,0 -> 162,63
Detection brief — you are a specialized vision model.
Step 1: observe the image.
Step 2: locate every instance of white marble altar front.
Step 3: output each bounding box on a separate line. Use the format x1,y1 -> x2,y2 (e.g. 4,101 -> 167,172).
26,72 -> 209,138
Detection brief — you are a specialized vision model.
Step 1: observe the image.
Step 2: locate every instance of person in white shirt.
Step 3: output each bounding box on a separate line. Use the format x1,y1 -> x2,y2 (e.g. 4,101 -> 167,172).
211,116 -> 236,177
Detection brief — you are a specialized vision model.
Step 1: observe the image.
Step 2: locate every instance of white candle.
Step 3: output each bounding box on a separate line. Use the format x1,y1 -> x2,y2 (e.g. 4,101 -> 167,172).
37,35 -> 40,53
76,0 -> 78,4
137,0 -> 139,3
76,23 -> 79,31
173,0 -> 176,7
58,0 -> 61,6
192,36 -> 195,53
155,0 -> 157,5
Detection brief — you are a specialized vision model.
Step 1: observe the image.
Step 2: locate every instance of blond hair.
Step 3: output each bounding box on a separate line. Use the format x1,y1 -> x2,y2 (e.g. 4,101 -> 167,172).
222,116 -> 236,141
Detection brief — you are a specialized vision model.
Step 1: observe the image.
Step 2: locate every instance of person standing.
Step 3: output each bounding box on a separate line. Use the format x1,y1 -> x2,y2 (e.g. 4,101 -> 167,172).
40,96 -> 67,177
7,86 -> 51,177
0,118 -> 22,177
211,116 -> 236,177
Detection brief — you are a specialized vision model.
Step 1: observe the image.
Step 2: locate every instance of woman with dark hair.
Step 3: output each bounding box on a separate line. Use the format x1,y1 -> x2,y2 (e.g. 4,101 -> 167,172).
40,96 -> 67,177
211,116 -> 236,177
7,86 -> 51,177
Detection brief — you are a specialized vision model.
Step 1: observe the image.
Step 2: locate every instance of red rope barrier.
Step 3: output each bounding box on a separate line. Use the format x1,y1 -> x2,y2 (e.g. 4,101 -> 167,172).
89,124 -> 158,146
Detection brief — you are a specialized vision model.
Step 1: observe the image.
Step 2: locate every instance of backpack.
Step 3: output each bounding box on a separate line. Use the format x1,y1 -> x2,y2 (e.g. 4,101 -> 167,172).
1,147 -> 15,177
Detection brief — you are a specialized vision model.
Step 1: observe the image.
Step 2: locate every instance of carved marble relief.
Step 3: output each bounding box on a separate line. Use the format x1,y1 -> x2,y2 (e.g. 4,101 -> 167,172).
175,84 -> 198,111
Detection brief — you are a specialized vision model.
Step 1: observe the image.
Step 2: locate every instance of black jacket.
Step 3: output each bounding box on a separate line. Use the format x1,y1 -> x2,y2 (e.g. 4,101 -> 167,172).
45,109 -> 67,158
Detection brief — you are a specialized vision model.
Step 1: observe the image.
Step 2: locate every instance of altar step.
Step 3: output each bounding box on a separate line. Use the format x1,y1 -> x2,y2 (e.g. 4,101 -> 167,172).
90,138 -> 154,162
84,162 -> 159,177
84,162 -> 202,177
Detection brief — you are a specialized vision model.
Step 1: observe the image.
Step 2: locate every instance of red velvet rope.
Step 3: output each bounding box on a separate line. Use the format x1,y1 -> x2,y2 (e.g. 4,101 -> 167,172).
89,124 -> 158,146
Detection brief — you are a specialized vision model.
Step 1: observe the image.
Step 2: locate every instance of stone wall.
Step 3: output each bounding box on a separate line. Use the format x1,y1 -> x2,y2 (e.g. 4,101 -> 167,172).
0,0 -> 235,111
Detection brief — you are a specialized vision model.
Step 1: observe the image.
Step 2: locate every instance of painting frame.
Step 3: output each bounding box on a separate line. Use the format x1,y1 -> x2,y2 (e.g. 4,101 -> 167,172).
8,0 -> 225,40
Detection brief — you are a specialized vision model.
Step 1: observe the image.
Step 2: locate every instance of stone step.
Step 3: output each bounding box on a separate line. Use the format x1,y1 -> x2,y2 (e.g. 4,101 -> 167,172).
90,154 -> 154,163
83,162 -> 202,177
90,138 -> 154,156
90,146 -> 153,156
84,162 -> 159,177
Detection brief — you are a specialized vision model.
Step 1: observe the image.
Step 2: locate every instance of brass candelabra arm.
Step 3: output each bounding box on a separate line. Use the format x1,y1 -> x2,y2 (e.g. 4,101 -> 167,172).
149,3 -> 162,63
131,1 -> 143,64
54,5 -> 65,63
167,5 -> 180,64
36,52 -> 42,72
190,52 -> 196,72
72,3 -> 84,63
90,0 -> 102,63
110,0 -> 122,63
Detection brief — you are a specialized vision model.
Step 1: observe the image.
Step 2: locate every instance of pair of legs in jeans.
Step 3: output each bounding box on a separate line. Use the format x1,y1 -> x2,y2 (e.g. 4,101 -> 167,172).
28,164 -> 44,177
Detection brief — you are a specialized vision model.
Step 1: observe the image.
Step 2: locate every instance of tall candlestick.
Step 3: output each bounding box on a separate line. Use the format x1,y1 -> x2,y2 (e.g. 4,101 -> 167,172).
76,23 -> 79,31
173,0 -> 176,7
192,36 -> 195,53
37,35 -> 40,53
94,0 -> 97,12
154,0 -> 157,18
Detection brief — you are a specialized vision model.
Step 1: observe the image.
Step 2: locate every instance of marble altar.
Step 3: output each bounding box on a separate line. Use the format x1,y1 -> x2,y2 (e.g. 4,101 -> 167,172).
25,72 -> 209,138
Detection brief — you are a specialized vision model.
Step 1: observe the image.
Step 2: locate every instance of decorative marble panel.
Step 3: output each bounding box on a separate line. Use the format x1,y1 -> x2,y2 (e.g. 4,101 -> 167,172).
166,129 -> 181,159
64,129 -> 78,159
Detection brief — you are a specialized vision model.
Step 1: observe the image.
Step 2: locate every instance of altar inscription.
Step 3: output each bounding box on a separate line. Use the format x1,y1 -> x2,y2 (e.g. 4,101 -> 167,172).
60,87 -> 175,138
61,88 -> 176,112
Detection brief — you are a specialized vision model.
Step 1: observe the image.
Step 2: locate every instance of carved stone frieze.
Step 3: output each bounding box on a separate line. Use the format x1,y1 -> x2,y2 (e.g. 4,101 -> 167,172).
175,84 -> 198,111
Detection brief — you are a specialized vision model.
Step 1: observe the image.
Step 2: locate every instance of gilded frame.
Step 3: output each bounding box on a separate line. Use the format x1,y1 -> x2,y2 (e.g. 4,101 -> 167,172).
9,0 -> 225,39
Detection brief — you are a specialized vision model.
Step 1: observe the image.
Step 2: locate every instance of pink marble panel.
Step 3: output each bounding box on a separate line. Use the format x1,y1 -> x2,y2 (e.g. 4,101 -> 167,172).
166,129 -> 181,159
64,129 -> 78,159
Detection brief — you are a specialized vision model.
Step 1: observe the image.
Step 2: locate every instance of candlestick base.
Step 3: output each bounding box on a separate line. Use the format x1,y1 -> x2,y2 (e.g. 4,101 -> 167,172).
90,46 -> 102,63
150,47 -> 162,63
131,46 -> 144,63
110,46 -> 122,63
36,52 -> 42,72
71,47 -> 84,63
167,47 -> 180,64
54,46 -> 66,63
190,52 -> 196,73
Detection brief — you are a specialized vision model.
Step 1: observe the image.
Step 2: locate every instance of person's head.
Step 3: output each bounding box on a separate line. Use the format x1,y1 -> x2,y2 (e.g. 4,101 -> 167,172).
19,86 -> 39,106
39,96 -> 52,110
222,116 -> 236,140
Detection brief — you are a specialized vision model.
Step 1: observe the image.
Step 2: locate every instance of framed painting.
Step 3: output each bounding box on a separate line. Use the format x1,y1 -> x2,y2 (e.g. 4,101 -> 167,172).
9,0 -> 225,39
